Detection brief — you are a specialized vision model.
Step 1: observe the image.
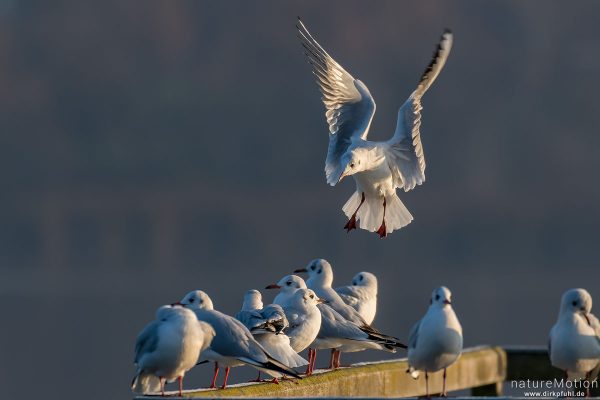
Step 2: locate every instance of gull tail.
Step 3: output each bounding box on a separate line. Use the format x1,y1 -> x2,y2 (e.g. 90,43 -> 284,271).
362,326 -> 408,349
131,372 -> 161,394
239,356 -> 303,379
343,192 -> 413,234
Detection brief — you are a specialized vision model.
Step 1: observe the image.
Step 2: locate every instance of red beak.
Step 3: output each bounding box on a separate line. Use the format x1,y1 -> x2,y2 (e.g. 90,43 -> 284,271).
294,268 -> 308,273
443,300 -> 452,305
171,301 -> 183,306
265,284 -> 281,290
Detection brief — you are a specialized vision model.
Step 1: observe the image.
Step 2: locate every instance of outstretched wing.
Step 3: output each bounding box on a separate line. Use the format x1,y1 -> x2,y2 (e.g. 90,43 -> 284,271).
385,30 -> 453,191
297,18 -> 376,186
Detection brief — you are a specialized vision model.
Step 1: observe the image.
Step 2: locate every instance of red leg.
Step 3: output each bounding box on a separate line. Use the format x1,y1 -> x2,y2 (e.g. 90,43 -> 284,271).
270,377 -> 280,384
159,377 -> 165,397
376,197 -> 387,238
328,348 -> 336,369
344,193 -> 365,232
334,349 -> 342,369
305,348 -> 316,375
210,362 -> 219,389
178,376 -> 183,396
221,367 -> 231,389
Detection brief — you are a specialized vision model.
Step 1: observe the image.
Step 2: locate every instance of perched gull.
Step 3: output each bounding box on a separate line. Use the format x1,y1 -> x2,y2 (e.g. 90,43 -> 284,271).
335,271 -> 378,325
281,288 -> 325,375
179,290 -> 301,389
235,289 -> 308,382
407,286 -> 463,397
297,18 -> 453,237
268,273 -> 403,373
549,288 -> 600,393
132,305 -> 215,396
295,258 -> 405,368
267,275 -> 322,374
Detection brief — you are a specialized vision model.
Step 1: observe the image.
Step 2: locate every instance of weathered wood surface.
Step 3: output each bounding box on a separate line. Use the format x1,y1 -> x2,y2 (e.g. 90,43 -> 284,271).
133,346 -> 506,399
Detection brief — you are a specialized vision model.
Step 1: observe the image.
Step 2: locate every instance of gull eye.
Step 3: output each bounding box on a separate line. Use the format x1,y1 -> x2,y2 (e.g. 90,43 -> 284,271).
350,163 -> 355,168
359,275 -> 363,281
310,265 -> 315,270
286,281 -> 292,286
310,294 -> 314,299
189,298 -> 194,303
435,294 -> 440,301
572,300 -> 578,306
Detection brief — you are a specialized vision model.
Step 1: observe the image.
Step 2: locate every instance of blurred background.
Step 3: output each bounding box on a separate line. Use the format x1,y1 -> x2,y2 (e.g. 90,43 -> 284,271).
1,1 -> 600,398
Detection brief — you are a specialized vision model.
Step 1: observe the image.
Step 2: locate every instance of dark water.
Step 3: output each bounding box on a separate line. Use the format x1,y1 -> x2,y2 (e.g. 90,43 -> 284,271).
2,1 -> 600,399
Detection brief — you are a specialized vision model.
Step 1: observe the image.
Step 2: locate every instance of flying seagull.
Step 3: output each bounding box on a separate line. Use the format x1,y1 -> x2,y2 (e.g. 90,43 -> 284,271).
297,19 -> 453,237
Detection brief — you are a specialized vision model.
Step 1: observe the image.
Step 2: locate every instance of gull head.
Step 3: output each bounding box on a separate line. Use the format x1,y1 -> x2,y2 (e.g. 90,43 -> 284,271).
179,290 -> 214,311
241,289 -> 263,311
155,304 -> 175,321
560,288 -> 592,319
339,148 -> 370,182
430,286 -> 453,308
266,274 -> 307,294
292,288 -> 324,309
352,271 -> 378,290
294,258 -> 334,287
156,304 -> 194,322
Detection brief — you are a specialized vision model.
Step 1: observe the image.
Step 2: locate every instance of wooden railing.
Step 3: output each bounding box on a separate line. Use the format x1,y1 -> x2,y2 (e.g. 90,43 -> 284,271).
133,346 -> 600,399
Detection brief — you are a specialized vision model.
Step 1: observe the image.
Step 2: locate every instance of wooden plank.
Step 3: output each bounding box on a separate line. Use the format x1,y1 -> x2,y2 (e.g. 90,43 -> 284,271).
133,346 -> 506,399
505,346 -> 600,397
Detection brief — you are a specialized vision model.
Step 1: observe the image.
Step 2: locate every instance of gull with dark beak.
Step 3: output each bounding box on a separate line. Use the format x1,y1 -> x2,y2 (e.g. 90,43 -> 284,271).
549,288 -> 600,394
407,286 -> 463,397
297,18 -> 453,237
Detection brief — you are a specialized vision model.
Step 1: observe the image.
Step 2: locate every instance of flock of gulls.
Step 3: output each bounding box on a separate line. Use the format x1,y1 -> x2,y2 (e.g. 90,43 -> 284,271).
131,18 -> 600,398
132,260 -> 463,396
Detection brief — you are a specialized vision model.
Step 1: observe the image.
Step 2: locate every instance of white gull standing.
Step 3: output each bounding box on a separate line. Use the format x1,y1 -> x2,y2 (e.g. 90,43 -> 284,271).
295,259 -> 405,368
407,286 -> 463,397
297,18 -> 453,237
132,304 -> 215,396
335,271 -> 378,325
280,288 -> 325,375
235,289 -> 308,382
549,288 -> 600,394
268,273 -> 403,373
179,290 -> 301,389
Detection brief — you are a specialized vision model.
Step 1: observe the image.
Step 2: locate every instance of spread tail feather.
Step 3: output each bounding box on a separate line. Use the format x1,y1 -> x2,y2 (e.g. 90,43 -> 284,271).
343,192 -> 413,234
